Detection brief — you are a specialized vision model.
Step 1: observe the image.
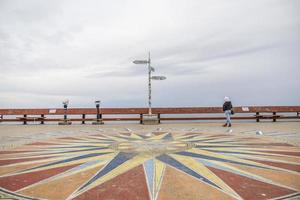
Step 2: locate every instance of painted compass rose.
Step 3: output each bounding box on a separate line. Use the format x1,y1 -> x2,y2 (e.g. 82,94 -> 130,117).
0,131 -> 299,200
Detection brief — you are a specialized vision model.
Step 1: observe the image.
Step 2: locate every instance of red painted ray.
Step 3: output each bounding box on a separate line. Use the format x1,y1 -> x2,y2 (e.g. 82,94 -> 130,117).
120,132 -> 131,136
58,137 -> 82,140
238,143 -> 293,146
0,164 -> 79,191
152,132 -> 166,136
247,159 -> 300,172
183,132 -> 202,136
27,142 -> 57,146
208,167 -> 296,200
0,156 -> 54,166
208,134 -> 229,137
0,151 -> 32,155
89,134 -> 107,138
256,150 -> 300,157
73,165 -> 150,200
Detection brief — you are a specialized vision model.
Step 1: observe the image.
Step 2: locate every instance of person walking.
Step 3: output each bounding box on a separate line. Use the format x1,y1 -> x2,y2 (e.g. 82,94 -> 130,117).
223,96 -> 233,127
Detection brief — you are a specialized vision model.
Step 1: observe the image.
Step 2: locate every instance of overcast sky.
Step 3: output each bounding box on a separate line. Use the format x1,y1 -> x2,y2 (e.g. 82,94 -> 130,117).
0,0 -> 299,108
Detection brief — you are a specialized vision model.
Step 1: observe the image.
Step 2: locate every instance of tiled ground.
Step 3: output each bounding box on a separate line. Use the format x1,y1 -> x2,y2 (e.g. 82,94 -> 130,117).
0,126 -> 300,200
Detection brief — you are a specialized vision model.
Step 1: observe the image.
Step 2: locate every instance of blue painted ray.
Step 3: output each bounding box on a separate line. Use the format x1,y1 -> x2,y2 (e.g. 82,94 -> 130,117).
156,154 -> 220,189
143,159 -> 154,199
161,133 -> 173,141
195,144 -> 248,148
22,152 -> 112,172
205,149 -> 269,156
175,151 -> 272,170
77,152 -> 137,192
40,147 -> 109,155
196,158 -> 298,191
46,145 -> 100,149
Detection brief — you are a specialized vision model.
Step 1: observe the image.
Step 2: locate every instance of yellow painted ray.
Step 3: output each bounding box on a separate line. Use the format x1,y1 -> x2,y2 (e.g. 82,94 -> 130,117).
198,147 -> 300,159
83,135 -> 114,141
54,139 -> 111,146
187,148 -> 300,175
0,155 -> 74,174
70,154 -> 154,199
154,159 -> 166,200
103,135 -> 128,142
5,153 -> 115,176
228,153 -> 300,166
0,152 -> 63,159
22,145 -> 111,156
170,154 -> 242,200
205,159 -> 299,191
0,160 -> 58,177
16,159 -> 107,193
28,148 -> 114,158
194,143 -> 246,147
129,133 -> 144,140
211,147 -> 300,158
148,132 -> 170,140
83,135 -> 117,142
175,133 -> 202,140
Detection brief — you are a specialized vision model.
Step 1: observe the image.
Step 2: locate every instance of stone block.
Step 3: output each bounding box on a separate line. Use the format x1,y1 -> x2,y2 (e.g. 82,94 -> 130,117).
142,114 -> 159,125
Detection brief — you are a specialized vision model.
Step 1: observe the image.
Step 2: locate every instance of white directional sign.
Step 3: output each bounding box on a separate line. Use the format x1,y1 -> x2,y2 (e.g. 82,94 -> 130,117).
133,52 -> 167,115
151,76 -> 166,80
133,60 -> 149,64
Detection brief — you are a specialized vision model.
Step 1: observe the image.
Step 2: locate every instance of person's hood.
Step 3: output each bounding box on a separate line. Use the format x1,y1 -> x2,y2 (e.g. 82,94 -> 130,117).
224,96 -> 230,102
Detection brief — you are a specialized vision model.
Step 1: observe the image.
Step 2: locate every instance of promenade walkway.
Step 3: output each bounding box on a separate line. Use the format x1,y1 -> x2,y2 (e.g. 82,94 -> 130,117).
0,122 -> 299,199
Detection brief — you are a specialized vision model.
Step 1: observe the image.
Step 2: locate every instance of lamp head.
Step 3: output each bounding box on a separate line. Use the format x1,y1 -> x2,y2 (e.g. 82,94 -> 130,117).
62,99 -> 69,106
95,100 -> 101,107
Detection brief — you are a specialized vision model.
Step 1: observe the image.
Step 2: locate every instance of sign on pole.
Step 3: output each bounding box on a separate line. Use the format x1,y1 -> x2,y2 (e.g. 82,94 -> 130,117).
151,76 -> 167,80
133,60 -> 149,64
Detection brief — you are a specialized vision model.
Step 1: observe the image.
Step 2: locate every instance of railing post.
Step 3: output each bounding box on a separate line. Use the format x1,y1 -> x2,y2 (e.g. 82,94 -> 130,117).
23,114 -> 27,125
158,113 -> 161,124
41,114 -> 44,124
140,114 -> 143,124
273,112 -> 276,122
82,114 -> 86,124
256,112 -> 259,122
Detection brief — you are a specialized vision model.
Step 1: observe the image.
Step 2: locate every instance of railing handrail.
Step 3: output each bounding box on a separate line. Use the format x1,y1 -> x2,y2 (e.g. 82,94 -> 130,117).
0,106 -> 300,115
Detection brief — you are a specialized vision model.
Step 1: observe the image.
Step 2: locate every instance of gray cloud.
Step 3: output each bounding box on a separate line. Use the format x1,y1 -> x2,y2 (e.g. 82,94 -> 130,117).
0,0 -> 299,108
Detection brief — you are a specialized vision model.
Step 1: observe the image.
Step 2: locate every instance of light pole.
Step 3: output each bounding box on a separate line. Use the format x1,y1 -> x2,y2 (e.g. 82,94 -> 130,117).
92,100 -> 104,125
133,52 -> 166,124
59,99 -> 72,125
63,100 -> 69,121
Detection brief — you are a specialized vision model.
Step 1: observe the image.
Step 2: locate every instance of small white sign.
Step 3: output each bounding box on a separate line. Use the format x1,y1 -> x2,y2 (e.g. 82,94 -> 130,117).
49,109 -> 57,114
242,107 -> 249,112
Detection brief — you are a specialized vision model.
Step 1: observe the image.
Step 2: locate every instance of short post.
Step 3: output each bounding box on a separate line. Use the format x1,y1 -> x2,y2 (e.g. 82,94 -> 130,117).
256,112 -> 260,122
82,114 -> 86,124
41,114 -> 44,124
23,114 -> 27,125
158,113 -> 161,124
140,114 -> 143,124
92,100 -> 104,125
273,112 -> 276,122
59,100 -> 72,125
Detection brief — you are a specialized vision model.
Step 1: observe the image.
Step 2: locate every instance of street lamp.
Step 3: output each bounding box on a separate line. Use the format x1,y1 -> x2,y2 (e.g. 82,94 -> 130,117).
59,99 -> 72,125
133,52 -> 166,124
95,100 -> 101,121
62,99 -> 69,121
92,100 -> 104,125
